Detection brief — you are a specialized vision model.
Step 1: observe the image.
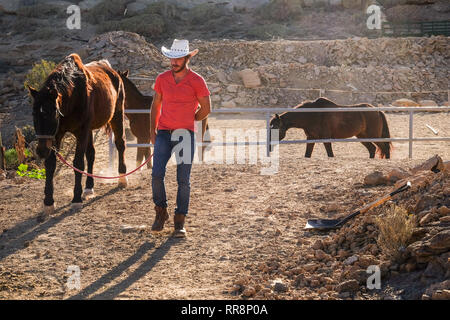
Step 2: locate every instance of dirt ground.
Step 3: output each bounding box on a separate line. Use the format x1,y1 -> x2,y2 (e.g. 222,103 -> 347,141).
0,112 -> 449,300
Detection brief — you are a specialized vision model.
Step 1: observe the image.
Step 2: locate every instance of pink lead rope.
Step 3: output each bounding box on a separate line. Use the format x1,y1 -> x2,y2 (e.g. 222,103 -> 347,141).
53,147 -> 153,179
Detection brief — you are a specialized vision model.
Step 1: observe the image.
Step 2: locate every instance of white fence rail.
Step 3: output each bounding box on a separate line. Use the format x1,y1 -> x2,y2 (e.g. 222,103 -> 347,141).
111,106 -> 450,168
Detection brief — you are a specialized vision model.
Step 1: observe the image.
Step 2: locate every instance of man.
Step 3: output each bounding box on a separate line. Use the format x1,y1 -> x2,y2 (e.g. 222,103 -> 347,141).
150,39 -> 211,238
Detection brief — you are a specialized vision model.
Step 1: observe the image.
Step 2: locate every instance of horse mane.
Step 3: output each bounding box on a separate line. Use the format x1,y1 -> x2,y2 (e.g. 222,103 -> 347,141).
85,59 -> 112,68
44,53 -> 93,97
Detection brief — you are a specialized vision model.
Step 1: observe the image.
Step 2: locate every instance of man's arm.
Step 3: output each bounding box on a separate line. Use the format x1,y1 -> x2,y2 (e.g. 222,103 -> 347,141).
195,96 -> 211,121
150,92 -> 162,144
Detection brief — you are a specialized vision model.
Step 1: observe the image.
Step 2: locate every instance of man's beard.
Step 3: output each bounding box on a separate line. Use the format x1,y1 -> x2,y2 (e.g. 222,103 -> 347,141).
171,59 -> 187,73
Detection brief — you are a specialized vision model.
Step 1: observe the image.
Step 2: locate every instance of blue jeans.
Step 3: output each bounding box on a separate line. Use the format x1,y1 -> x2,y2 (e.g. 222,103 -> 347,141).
151,129 -> 195,215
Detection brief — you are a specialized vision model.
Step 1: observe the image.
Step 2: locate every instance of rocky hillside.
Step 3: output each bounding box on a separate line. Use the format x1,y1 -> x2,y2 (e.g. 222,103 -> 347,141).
1,30 -> 449,147
234,156 -> 450,300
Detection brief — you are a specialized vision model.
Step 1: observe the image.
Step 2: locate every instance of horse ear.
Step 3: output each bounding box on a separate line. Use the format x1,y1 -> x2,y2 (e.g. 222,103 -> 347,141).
123,70 -> 129,77
27,85 -> 38,100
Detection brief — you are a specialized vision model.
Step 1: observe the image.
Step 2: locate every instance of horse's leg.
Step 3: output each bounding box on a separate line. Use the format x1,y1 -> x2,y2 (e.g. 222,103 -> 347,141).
72,131 -> 89,210
41,134 -> 64,217
83,131 -> 95,199
374,142 -> 391,159
136,141 -> 144,169
323,143 -> 334,157
361,142 -> 376,158
305,143 -> 315,158
42,147 -> 57,217
111,115 -> 127,187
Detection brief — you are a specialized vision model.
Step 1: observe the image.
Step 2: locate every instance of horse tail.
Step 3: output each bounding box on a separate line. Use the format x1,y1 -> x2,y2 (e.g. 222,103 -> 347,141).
376,111 -> 392,159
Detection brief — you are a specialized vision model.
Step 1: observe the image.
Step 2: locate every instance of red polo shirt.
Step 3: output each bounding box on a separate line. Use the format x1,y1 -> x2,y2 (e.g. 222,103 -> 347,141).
154,69 -> 210,132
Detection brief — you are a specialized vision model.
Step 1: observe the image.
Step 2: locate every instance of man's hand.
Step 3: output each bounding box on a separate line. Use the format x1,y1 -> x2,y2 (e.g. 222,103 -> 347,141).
150,130 -> 156,145
150,92 -> 162,145
195,96 -> 211,121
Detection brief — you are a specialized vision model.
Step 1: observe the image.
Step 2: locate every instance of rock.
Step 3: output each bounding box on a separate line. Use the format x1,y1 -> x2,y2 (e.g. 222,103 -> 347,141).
312,239 -> 323,250
428,229 -> 450,251
410,155 -> 444,174
419,212 -> 434,226
431,290 -> 450,300
120,224 -> 147,233
357,255 -> 378,269
336,279 -> 359,293
0,0 -> 20,13
242,286 -> 256,297
222,100 -> 236,108
344,255 -> 359,265
418,100 -> 437,107
238,69 -> 261,88
226,85 -> 238,93
364,171 -> 387,186
423,259 -> 445,279
126,2 -> 149,15
78,0 -> 103,11
437,206 -> 450,216
314,249 -> 332,261
392,98 -> 420,107
272,280 -> 288,293
386,168 -> 410,183
303,263 -> 318,272
439,216 -> 450,223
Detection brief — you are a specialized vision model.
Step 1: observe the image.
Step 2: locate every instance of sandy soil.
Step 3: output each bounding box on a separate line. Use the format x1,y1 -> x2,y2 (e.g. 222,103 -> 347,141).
0,112 -> 448,299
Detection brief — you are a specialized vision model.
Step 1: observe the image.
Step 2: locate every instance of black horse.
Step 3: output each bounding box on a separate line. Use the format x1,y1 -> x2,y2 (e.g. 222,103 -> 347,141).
28,54 -> 128,216
270,98 -> 392,158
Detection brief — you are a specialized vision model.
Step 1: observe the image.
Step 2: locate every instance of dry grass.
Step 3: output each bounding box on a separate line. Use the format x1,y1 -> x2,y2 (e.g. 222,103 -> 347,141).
376,204 -> 416,261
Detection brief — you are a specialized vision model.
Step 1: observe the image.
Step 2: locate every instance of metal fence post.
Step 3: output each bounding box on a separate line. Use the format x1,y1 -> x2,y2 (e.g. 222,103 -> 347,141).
266,112 -> 271,157
409,111 -> 414,159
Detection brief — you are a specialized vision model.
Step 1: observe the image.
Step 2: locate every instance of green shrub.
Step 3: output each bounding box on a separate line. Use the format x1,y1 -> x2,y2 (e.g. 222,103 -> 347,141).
247,24 -> 289,39
257,0 -> 303,22
376,204 -> 416,262
5,149 -> 32,168
24,59 -> 57,92
16,163 -> 46,180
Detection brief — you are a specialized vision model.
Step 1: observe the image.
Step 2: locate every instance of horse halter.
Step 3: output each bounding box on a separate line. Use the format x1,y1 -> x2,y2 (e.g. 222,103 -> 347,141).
35,108 -> 64,140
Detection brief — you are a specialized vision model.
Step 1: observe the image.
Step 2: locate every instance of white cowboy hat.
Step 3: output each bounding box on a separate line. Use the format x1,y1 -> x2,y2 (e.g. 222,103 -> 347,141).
161,39 -> 199,59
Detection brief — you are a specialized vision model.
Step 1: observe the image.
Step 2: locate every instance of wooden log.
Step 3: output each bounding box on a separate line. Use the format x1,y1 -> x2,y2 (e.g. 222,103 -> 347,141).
0,132 -> 5,170
14,127 -> 26,164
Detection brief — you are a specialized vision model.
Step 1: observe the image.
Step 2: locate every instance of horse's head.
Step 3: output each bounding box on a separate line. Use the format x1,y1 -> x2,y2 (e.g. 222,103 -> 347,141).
269,114 -> 287,142
28,85 -> 63,159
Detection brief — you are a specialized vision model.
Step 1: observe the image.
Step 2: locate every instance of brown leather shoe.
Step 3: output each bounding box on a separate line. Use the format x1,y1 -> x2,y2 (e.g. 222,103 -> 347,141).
173,213 -> 186,238
151,206 -> 169,232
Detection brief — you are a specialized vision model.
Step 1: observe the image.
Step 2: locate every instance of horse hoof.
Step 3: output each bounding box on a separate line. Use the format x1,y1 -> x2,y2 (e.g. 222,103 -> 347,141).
71,202 -> 83,211
82,188 -> 95,199
43,204 -> 55,215
118,176 -> 128,188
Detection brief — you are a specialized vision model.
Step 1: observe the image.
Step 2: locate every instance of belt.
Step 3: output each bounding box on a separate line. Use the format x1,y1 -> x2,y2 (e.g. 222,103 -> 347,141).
158,129 -> 194,134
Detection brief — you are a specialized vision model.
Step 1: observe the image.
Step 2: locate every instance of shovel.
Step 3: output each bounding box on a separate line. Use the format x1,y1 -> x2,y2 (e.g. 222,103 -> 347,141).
304,181 -> 411,231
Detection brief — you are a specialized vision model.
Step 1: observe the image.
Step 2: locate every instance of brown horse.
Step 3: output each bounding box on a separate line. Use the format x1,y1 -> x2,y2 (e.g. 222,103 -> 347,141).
118,70 -> 210,165
28,54 -> 127,215
270,97 -> 391,158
